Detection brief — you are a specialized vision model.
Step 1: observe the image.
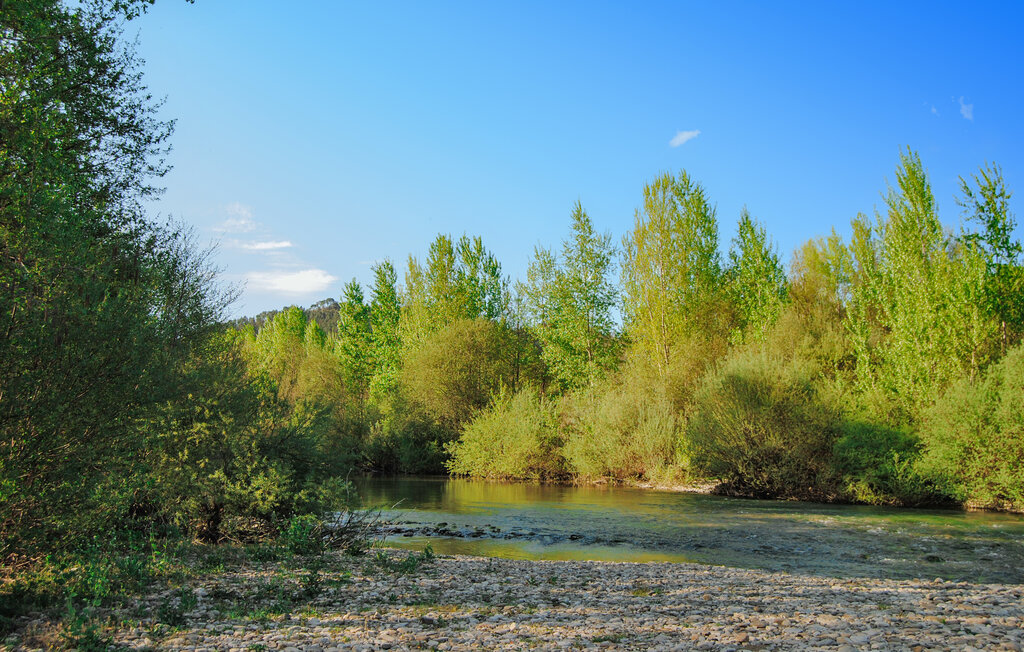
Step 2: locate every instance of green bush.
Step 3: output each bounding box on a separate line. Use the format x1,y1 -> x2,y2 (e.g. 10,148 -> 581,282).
831,416 -> 940,506
684,349 -> 841,499
915,343 -> 1024,510
563,361 -> 681,482
445,388 -> 564,480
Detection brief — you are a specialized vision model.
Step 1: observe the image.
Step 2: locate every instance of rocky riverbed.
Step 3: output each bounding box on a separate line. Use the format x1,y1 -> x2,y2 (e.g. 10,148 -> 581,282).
8,548 -> 1023,651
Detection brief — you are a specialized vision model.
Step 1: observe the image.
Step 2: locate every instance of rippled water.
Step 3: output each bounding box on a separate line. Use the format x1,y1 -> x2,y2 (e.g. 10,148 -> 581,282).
355,476 -> 1024,583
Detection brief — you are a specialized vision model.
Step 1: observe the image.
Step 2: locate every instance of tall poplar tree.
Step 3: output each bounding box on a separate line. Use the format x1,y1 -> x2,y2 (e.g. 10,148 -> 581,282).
727,209 -> 787,343
622,171 -> 721,373
369,260 -> 402,399
528,202 -> 619,390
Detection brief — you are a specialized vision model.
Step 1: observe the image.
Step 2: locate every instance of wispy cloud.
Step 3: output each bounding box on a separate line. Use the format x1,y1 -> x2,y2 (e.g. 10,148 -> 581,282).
215,202 -> 258,233
670,129 -> 701,147
247,269 -> 337,294
931,105 -> 939,115
241,240 -> 293,251
958,96 -> 974,121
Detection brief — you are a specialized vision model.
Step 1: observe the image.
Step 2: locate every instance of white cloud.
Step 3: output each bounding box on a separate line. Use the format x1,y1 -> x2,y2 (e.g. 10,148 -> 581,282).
241,240 -> 293,251
670,129 -> 701,147
958,96 -> 974,121
931,105 -> 938,115
215,202 -> 258,232
247,269 -> 337,294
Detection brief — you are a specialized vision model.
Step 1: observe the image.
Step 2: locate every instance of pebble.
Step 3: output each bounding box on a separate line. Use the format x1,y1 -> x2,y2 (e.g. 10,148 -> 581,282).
8,549 -> 1024,651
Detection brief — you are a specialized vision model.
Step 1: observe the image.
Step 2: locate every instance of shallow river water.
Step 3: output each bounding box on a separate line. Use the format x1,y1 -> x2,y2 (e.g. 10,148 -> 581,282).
356,476 -> 1024,583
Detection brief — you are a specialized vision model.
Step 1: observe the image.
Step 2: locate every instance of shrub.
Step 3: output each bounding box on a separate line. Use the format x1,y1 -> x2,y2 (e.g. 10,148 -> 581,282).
445,388 -> 564,480
831,416 -> 940,506
563,360 -> 682,482
684,349 -> 841,499
915,343 -> 1024,510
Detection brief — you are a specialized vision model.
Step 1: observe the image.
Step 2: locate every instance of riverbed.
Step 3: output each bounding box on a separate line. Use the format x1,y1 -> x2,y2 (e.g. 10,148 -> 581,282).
357,476 -> 1024,584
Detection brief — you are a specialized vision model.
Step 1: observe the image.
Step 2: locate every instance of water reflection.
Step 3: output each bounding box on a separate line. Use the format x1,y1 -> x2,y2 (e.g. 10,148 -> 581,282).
356,476 -> 1024,583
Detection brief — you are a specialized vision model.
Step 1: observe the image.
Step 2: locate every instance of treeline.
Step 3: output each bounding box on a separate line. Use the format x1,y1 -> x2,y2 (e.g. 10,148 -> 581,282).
244,155 -> 1024,510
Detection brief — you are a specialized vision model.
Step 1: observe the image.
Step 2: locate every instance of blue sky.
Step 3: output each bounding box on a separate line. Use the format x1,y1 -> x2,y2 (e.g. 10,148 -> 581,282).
134,1 -> 1024,317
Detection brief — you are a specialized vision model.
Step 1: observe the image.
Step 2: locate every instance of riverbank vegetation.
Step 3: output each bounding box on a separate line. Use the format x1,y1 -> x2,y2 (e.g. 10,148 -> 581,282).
238,154 -> 1023,512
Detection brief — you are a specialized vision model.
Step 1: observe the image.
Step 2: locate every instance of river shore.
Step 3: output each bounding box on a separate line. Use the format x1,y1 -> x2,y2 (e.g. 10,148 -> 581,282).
9,548 -> 1022,651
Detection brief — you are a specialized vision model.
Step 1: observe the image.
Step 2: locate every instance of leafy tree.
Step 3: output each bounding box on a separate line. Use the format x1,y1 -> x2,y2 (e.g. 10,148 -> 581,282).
726,209 -> 787,343
401,234 -> 508,344
336,280 -> 373,399
455,235 -> 509,322
527,202 -> 620,390
958,163 -> 1024,350
401,318 -> 513,432
0,0 -> 224,554
368,260 -> 402,400
622,171 -> 721,374
847,150 -> 997,416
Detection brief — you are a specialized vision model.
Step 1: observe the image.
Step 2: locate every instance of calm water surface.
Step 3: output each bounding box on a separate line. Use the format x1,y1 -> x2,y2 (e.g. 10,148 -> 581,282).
356,476 -> 1024,583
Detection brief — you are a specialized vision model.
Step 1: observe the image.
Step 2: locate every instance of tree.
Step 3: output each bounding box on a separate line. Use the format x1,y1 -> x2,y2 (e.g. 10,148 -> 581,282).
527,202 -> 619,390
336,280 -> 373,399
726,209 -> 787,343
622,171 -> 721,373
368,260 -> 402,400
846,150 -> 997,417
401,233 -> 508,345
958,163 -> 1024,350
0,0 -> 224,553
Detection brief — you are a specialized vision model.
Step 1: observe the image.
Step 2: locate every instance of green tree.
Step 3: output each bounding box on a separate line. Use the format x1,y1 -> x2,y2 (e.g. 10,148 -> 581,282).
958,163 -> 1024,350
847,150 -> 997,416
336,280 -> 373,400
622,171 -> 721,374
0,0 -> 224,554
527,202 -> 620,390
726,209 -> 787,343
368,260 -> 402,400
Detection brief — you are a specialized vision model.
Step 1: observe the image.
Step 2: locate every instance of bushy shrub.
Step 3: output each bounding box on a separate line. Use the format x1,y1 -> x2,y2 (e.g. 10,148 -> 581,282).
563,359 -> 682,482
445,388 -> 564,480
684,349 -> 841,499
915,343 -> 1024,510
831,416 -> 940,506
401,318 -> 514,431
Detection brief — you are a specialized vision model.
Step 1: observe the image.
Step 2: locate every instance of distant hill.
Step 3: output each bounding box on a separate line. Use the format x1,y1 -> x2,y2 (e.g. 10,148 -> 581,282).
227,297 -> 341,335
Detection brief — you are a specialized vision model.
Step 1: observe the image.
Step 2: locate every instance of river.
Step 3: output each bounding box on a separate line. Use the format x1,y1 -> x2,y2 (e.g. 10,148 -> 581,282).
355,476 -> 1024,583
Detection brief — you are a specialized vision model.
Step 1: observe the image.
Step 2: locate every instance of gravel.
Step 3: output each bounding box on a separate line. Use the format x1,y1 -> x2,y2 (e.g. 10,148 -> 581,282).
6,549 -> 1023,651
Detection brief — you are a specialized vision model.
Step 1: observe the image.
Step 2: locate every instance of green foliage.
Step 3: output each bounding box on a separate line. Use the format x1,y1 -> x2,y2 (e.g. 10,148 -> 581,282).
958,163 -> 1024,347
726,209 -> 787,343
446,388 -> 564,480
846,150 -> 999,419
524,202 -> 620,390
150,331 -> 351,542
336,279 -> 374,399
374,545 -> 435,574
368,260 -> 403,400
832,417 -> 937,506
401,234 -> 508,346
562,362 -> 681,483
622,171 -> 722,374
0,0 -> 228,556
684,348 -> 841,499
916,343 -> 1024,510
401,318 -> 515,432
281,514 -> 326,556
